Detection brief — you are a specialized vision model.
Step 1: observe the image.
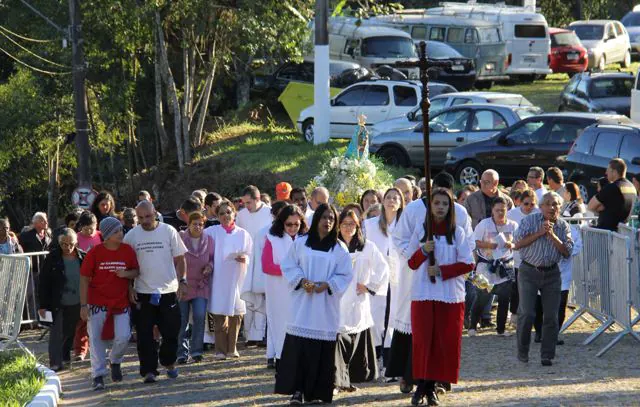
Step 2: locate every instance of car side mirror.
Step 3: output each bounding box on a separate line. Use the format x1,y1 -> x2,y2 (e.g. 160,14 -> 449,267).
330,99 -> 336,106
497,135 -> 509,145
407,111 -> 415,121
632,157 -> 640,166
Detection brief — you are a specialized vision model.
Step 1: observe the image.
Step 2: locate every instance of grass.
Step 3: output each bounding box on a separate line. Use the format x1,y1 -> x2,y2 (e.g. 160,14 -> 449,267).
0,351 -> 45,407
491,62 -> 640,113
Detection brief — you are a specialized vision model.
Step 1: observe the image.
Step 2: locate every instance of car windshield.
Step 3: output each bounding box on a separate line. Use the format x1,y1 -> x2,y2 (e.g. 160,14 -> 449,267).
426,41 -> 464,58
571,25 -> 604,41
589,78 -> 634,98
622,12 -> 640,27
551,32 -> 581,46
515,107 -> 540,119
361,37 -> 418,58
486,96 -> 533,106
478,27 -> 502,43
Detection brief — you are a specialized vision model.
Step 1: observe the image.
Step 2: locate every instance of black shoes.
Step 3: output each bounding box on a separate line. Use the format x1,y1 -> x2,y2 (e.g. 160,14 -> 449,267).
541,359 -> 553,366
267,358 -> 275,369
110,363 -> 123,382
426,389 -> 440,406
518,353 -> 529,363
290,391 -> 303,405
534,333 -> 542,343
92,376 -> 105,391
192,355 -> 204,363
557,339 -> 565,345
400,378 -> 413,394
411,390 -> 425,406
480,320 -> 495,329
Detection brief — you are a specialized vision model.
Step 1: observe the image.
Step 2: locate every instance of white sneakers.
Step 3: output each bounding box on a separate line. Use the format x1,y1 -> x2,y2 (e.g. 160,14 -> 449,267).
467,329 -> 477,337
214,353 -> 227,360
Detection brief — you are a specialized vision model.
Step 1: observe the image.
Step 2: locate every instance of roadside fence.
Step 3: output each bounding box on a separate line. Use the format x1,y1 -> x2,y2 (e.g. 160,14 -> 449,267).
0,253 -> 32,353
562,224 -> 640,357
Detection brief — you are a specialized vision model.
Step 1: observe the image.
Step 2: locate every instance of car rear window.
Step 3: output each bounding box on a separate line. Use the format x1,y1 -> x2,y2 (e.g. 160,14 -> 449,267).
394,86 -> 417,106
589,78 -> 634,98
515,25 -> 546,38
593,132 -> 623,158
551,32 -> 581,47
571,25 -> 604,41
619,134 -> 640,162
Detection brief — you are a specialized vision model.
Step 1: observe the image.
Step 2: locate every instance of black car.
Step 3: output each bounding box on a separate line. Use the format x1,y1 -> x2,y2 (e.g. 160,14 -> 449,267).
558,122 -> 640,200
444,113 -> 630,185
558,71 -> 634,117
421,41 -> 476,91
251,60 -> 365,97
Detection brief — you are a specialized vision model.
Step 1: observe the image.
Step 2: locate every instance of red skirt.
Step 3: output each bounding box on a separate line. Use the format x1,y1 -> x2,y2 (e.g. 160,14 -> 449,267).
411,300 -> 464,384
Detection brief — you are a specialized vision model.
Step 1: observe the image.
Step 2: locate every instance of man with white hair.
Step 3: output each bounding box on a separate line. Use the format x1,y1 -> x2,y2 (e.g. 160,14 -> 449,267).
19,212 -> 52,322
464,169 -> 514,229
306,187 -> 330,222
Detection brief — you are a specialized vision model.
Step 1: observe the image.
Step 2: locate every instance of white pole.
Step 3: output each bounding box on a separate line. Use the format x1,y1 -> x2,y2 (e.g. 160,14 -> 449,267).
314,0 -> 330,145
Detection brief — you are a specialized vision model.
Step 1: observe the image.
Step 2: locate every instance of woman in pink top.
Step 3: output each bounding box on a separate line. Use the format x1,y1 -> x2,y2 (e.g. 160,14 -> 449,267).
177,212 -> 213,363
76,211 -> 103,252
262,204 -> 308,362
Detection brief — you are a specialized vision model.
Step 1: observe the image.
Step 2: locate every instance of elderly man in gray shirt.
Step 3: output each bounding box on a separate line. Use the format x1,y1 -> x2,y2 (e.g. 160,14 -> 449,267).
514,192 -> 573,367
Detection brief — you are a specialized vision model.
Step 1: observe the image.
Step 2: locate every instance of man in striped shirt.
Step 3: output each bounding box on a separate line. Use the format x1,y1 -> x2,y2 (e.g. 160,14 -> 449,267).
514,192 -> 573,367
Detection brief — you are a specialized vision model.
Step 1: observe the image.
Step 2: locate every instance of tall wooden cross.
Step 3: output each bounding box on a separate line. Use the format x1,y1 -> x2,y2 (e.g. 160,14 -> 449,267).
395,41 -> 451,283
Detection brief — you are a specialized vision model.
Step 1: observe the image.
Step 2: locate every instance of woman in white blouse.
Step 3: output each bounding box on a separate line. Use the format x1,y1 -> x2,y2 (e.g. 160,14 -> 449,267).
204,200 -> 252,360
335,208 -> 388,393
275,204 -> 353,405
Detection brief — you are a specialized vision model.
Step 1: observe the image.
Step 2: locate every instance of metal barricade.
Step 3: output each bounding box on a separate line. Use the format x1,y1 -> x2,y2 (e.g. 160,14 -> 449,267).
19,251 -> 49,327
0,254 -> 32,353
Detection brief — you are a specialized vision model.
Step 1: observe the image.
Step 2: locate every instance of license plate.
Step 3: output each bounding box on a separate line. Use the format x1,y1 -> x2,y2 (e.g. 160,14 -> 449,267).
567,53 -> 579,60
524,56 -> 536,63
451,65 -> 464,71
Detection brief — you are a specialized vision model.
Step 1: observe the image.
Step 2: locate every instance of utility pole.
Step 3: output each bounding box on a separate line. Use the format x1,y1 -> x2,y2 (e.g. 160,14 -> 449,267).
313,0 -> 330,145
68,0 -> 91,187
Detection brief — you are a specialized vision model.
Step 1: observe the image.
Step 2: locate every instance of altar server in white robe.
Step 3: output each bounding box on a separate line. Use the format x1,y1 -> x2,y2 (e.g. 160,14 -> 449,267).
260,203 -> 307,367
335,208 -> 389,392
205,200 -> 253,360
236,185 -> 272,345
241,201 -> 288,367
363,187 -> 404,365
275,204 -> 353,405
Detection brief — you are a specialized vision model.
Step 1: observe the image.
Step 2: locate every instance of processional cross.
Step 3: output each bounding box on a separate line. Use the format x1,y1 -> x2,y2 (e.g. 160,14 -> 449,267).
395,41 -> 452,283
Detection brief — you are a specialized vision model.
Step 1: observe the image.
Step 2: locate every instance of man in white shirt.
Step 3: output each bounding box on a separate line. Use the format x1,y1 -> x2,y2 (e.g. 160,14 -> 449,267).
527,166 -> 548,204
546,167 -> 566,204
236,185 -> 272,346
124,201 -> 188,384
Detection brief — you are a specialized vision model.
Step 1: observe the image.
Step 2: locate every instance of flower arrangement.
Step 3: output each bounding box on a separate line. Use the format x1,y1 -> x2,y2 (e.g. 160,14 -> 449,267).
306,154 -> 394,209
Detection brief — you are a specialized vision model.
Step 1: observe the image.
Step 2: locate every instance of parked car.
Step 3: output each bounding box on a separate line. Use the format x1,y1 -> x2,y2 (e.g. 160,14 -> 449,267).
621,7 -> 640,59
558,71 -> 633,117
251,59 -> 364,97
369,104 -> 537,167
559,122 -> 640,200
369,91 -> 540,140
549,28 -> 588,75
568,20 -> 631,70
296,80 -> 456,142
414,40 -> 476,91
443,112 -> 630,185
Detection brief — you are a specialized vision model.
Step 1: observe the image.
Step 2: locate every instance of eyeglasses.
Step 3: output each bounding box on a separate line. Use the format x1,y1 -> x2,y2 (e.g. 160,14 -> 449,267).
340,223 -> 357,229
60,242 -> 76,248
190,223 -> 205,228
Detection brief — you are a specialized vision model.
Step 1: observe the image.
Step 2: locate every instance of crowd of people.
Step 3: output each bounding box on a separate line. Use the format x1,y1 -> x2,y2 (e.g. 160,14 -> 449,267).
2,158 -> 637,405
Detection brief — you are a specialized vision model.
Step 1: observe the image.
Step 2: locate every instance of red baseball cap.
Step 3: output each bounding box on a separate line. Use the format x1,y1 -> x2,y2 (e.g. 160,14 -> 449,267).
276,182 -> 292,201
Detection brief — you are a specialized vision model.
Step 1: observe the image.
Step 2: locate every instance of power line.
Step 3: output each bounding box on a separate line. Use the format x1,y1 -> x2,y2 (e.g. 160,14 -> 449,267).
0,30 -> 69,68
0,45 -> 71,75
0,25 -> 55,43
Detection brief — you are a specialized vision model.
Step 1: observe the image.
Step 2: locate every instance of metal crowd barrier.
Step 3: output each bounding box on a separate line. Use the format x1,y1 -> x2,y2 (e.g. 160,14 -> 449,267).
19,251 -> 49,327
0,254 -> 32,353
562,225 -> 640,357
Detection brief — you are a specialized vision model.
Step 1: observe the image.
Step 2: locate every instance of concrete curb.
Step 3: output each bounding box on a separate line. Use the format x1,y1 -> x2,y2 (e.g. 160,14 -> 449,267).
26,363 -> 61,407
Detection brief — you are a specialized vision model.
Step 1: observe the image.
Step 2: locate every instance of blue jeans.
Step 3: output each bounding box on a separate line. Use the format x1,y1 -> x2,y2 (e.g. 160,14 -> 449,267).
177,297 -> 208,358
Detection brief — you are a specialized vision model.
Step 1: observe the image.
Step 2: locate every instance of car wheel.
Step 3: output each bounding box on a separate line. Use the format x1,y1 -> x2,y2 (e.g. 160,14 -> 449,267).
302,119 -> 314,143
622,50 -> 631,68
474,81 -> 493,90
598,55 -> 606,71
456,161 -> 482,185
377,146 -> 410,167
519,74 -> 536,83
578,182 -> 589,203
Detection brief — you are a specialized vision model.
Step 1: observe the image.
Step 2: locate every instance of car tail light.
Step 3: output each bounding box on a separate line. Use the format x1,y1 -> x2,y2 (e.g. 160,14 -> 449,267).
507,53 -> 512,67
548,53 -> 551,65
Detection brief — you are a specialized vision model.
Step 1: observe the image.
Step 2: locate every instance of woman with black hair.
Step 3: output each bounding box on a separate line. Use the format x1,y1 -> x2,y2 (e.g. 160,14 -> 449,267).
407,188 -> 474,406
262,204 -> 308,365
90,191 -> 116,222
335,209 -> 388,393
275,204 -> 353,405
360,189 -> 382,213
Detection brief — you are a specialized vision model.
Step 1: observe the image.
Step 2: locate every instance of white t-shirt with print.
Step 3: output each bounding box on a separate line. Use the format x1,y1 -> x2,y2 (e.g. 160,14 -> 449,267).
124,222 -> 188,294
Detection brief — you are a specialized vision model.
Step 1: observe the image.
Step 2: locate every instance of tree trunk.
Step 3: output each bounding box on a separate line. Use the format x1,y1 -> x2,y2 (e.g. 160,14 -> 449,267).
154,35 -> 169,157
155,10 -> 184,171
235,54 -> 253,109
181,44 -> 192,163
46,144 -> 59,228
194,38 -> 218,146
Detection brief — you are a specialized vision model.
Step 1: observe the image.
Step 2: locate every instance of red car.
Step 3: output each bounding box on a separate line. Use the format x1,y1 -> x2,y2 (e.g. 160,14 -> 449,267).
549,28 -> 588,75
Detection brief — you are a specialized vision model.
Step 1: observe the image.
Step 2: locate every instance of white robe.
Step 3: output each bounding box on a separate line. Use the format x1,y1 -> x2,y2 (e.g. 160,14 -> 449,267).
236,205 -> 272,341
205,225 -> 252,316
280,236 -> 353,341
264,233 -> 296,359
363,216 -> 400,347
338,240 -> 389,335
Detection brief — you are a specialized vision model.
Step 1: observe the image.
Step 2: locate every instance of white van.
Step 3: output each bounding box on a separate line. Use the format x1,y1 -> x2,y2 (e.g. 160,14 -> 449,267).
311,17 -> 420,79
426,3 -> 552,81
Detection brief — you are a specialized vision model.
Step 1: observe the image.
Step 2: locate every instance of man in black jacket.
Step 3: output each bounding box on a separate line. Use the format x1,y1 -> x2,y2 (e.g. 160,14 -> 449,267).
19,212 -> 52,323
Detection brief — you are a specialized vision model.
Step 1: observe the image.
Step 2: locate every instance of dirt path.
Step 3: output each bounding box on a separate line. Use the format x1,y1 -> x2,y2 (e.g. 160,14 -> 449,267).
20,312 -> 640,406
